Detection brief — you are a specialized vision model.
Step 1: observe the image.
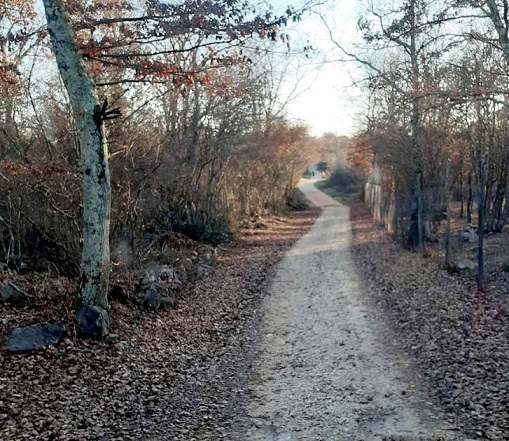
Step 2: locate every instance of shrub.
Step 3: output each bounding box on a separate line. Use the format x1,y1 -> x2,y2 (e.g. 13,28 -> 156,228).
324,165 -> 359,194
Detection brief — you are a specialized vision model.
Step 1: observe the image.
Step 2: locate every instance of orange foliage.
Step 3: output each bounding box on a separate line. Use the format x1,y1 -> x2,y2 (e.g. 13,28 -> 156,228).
0,160 -> 67,179
347,134 -> 374,177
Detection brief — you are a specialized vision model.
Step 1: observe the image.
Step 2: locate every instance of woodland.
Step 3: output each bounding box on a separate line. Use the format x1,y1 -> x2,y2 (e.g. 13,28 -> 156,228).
3,0 -> 509,439
343,0 -> 509,291
0,0 -> 330,334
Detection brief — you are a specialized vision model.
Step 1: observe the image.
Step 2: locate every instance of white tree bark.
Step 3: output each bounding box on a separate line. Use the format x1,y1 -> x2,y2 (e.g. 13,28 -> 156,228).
42,0 -> 111,310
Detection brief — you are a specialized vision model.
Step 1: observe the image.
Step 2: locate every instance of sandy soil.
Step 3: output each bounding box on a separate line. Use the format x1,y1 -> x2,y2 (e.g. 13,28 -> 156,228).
243,180 -> 468,441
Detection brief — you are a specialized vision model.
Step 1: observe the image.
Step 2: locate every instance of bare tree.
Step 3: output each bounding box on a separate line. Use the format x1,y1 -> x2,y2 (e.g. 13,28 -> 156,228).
42,0 -> 113,320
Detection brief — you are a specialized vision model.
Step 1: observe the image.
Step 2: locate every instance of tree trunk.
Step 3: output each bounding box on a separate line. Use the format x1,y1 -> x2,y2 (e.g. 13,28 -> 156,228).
445,161 -> 451,267
459,166 -> 464,218
407,0 -> 425,254
42,0 -> 111,310
484,178 -> 493,230
487,156 -> 508,232
477,155 -> 485,291
0,40 -> 16,158
467,172 -> 473,224
492,181 -> 507,232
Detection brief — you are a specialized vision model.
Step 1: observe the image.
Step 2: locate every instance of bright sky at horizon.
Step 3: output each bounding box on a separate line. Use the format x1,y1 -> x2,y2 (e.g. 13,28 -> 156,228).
278,0 -> 365,137
32,0 -> 364,138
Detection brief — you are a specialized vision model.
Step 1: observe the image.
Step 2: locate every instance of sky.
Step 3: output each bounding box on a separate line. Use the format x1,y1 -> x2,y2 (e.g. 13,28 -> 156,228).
277,0 -> 365,137
32,0 -> 364,137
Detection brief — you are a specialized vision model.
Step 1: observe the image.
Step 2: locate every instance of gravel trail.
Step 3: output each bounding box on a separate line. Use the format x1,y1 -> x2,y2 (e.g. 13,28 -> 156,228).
244,180 -> 463,441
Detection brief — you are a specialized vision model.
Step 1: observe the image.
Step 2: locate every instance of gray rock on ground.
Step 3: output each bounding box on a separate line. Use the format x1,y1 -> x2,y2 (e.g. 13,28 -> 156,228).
195,264 -> 212,279
178,258 -> 194,270
143,286 -> 162,310
0,281 -> 28,305
137,264 -> 185,311
4,321 -> 66,353
175,264 -> 188,284
456,259 -> 476,271
137,260 -> 213,311
76,305 -> 109,340
143,289 -> 174,312
154,265 -> 182,288
139,265 -> 182,291
200,252 -> 213,265
460,227 -> 479,243
159,297 -> 174,311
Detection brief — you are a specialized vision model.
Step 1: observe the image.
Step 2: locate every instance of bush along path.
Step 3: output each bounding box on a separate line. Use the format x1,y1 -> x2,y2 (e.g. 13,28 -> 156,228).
241,180 -> 471,441
0,207 -> 317,441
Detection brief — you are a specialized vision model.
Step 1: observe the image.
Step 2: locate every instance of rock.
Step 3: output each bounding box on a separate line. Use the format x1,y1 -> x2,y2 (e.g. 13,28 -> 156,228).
140,265 -> 181,292
460,226 -> 479,243
4,321 -> 65,353
190,251 -> 198,261
160,297 -> 174,311
0,281 -> 28,305
200,252 -> 213,266
179,258 -> 193,270
175,264 -> 188,284
63,338 -> 74,347
109,285 -> 129,304
154,265 -> 181,287
195,263 -> 212,279
143,286 -> 162,310
104,333 -> 120,344
137,265 -> 184,308
457,259 -> 476,271
154,265 -> 173,279
76,305 -> 109,340
139,271 -> 156,291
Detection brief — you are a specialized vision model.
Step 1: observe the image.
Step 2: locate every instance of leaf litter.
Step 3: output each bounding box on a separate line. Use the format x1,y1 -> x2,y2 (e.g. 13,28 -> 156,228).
0,208 -> 319,441
349,202 -> 509,441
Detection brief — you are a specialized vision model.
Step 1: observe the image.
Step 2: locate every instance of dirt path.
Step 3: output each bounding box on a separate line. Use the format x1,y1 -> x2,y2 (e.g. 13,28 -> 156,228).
243,180 -> 464,441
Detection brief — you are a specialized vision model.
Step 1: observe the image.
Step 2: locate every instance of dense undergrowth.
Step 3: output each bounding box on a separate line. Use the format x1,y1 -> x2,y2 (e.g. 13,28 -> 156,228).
0,121 -> 310,277
315,165 -> 362,203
